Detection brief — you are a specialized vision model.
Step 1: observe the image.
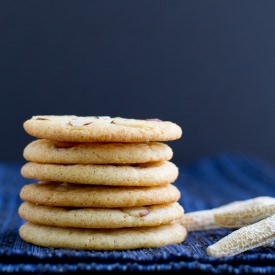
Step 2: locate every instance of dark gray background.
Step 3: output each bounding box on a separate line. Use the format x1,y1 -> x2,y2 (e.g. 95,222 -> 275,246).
1,0 -> 275,165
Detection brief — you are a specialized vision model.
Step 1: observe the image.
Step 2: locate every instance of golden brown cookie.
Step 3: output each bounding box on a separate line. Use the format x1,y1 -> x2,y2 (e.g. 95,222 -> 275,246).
21,161 -> 178,186
18,201 -> 184,228
23,115 -> 182,142
23,139 -> 173,164
19,182 -> 181,208
19,222 -> 187,250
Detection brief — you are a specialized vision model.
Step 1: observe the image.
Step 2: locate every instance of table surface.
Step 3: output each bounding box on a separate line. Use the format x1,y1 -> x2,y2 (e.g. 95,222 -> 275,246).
0,152 -> 274,274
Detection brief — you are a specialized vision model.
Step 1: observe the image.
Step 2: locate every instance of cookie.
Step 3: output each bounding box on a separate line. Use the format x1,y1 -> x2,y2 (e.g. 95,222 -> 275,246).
23,139 -> 173,164
21,161 -> 178,186
18,202 -> 184,228
19,182 -> 181,208
19,222 -> 187,250
23,115 -> 182,142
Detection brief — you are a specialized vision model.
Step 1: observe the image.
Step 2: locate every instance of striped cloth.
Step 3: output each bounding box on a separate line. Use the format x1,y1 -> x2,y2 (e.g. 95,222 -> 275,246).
0,153 -> 274,274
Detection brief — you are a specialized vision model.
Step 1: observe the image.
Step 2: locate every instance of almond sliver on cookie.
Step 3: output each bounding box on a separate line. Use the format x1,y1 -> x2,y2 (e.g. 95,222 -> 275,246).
207,215 -> 275,258
121,207 -> 150,217
111,119 -> 153,129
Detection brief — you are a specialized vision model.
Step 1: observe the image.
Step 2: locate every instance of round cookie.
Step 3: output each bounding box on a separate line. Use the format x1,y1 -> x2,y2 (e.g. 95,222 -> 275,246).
23,139 -> 173,164
18,202 -> 184,228
19,182 -> 181,208
23,115 -> 182,142
19,222 -> 187,250
21,161 -> 178,186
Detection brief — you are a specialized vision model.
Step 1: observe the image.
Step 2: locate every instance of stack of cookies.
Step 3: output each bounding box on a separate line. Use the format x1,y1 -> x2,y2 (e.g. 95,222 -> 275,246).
19,115 -> 187,250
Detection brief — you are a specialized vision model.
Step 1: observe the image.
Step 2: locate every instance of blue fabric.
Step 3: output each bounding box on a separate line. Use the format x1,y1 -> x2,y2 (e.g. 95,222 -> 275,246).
0,153 -> 274,274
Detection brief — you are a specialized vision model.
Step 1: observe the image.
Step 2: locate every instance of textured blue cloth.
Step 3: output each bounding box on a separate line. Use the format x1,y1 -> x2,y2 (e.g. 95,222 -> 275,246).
0,153 -> 274,274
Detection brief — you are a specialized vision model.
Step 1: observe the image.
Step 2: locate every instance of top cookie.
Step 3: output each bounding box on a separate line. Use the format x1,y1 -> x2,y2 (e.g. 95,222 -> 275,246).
23,115 -> 182,142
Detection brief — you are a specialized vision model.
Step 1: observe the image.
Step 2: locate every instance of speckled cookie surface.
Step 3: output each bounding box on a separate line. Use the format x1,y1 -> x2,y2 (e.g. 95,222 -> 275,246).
23,139 -> 173,164
18,202 -> 184,228
19,222 -> 187,250
19,182 -> 181,208
21,161 -> 178,186
23,115 -> 182,142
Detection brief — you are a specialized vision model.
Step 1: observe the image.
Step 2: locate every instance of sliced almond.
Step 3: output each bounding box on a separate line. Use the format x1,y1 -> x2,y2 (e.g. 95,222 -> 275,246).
111,119 -> 153,129
145,118 -> 162,122
96,116 -> 111,120
54,142 -> 80,149
121,207 -> 150,217
36,117 -> 49,121
68,120 -> 93,126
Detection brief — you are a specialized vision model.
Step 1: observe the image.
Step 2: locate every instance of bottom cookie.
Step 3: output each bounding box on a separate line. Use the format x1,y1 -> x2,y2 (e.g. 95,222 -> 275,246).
19,222 -> 187,250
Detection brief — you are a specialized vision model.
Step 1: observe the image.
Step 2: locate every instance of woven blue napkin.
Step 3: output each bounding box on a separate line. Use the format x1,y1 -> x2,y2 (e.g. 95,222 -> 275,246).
0,152 -> 274,273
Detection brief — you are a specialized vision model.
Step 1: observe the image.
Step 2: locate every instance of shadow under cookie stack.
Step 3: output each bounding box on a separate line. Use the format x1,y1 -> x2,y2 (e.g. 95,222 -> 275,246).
19,115 -> 187,250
